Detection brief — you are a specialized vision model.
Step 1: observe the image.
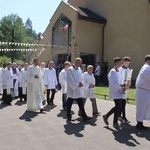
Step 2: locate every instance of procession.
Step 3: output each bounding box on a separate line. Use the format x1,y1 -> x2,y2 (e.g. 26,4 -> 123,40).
0,55 -> 150,132
1,0 -> 150,149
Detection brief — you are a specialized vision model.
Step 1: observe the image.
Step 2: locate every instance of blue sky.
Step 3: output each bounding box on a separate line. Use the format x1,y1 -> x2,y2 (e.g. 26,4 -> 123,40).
0,0 -> 67,33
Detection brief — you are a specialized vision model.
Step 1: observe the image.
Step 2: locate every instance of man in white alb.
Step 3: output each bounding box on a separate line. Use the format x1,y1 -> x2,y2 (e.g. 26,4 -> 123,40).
44,61 -> 58,106
27,57 -> 45,113
66,58 -> 92,121
59,61 -> 71,110
135,55 -> 150,130
2,62 -> 13,105
79,65 -> 100,116
19,63 -> 28,101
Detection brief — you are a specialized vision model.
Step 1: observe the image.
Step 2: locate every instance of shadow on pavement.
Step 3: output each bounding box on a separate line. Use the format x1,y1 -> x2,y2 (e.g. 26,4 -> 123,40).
57,110 -> 67,119
19,110 -> 39,122
64,121 -> 85,137
104,124 -> 150,147
0,101 -> 12,109
15,100 -> 26,106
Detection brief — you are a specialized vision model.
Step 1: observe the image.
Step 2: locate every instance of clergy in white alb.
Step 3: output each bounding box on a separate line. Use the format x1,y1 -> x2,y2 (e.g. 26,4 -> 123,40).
12,63 -> 20,97
27,58 -> 45,113
66,58 -> 91,121
135,55 -> 150,130
2,62 -> 13,105
44,61 -> 58,106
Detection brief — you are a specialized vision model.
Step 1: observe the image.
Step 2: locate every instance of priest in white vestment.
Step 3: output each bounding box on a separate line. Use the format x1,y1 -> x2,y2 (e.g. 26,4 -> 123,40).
135,55 -> 150,130
2,62 -> 13,105
79,65 -> 99,116
27,57 -> 45,113
66,58 -> 92,121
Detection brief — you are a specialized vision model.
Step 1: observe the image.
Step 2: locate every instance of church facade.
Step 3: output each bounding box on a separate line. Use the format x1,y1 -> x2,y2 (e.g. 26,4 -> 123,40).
29,0 -> 150,79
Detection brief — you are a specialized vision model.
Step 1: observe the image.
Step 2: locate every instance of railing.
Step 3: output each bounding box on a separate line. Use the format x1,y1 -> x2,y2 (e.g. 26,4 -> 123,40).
94,93 -> 135,104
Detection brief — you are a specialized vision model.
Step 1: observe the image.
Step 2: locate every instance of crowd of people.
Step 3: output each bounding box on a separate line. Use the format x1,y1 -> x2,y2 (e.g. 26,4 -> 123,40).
0,55 -> 150,131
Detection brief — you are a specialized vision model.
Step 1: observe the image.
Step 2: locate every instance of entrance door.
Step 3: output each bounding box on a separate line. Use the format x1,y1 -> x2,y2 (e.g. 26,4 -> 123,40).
81,54 -> 95,66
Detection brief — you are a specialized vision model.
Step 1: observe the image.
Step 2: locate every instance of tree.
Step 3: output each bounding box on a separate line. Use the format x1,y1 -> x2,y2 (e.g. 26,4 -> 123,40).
25,18 -> 38,39
0,14 -> 37,62
25,17 -> 33,37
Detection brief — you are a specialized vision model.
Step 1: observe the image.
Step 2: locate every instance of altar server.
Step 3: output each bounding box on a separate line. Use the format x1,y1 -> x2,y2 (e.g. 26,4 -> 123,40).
40,62 -> 46,103
79,65 -> 99,116
119,56 -> 132,124
12,63 -> 19,98
44,61 -> 58,106
103,57 -> 123,129
2,62 -> 13,105
59,61 -> 71,110
19,63 -> 28,101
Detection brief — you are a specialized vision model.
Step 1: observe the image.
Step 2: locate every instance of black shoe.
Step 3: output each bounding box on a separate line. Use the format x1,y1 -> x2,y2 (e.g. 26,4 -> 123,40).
40,108 -> 46,113
103,115 -> 109,125
83,116 -> 92,122
136,123 -> 148,130
93,112 -> 100,116
113,123 -> 122,130
50,103 -> 57,107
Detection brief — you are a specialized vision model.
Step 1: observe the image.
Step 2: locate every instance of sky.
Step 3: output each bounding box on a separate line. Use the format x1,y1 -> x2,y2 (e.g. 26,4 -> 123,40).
0,0 -> 67,33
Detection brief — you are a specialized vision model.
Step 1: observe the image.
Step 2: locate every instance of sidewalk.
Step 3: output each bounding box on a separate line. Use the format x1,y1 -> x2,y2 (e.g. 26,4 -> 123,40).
0,91 -> 150,150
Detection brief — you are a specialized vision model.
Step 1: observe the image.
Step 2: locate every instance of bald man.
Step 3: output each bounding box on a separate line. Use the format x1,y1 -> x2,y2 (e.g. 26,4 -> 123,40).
66,58 -> 92,121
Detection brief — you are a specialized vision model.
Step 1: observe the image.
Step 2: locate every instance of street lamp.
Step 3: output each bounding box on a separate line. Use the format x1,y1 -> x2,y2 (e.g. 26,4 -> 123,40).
11,29 -> 14,63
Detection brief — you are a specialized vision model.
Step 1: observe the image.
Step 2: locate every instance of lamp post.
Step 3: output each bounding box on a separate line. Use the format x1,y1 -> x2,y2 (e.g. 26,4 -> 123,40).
11,29 -> 14,63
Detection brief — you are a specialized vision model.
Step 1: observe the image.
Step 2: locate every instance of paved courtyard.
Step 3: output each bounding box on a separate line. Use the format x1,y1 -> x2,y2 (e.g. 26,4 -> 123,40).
0,91 -> 150,150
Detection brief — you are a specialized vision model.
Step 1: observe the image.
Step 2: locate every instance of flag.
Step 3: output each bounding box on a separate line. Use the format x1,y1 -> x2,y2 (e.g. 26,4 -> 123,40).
39,32 -> 45,40
60,24 -> 69,30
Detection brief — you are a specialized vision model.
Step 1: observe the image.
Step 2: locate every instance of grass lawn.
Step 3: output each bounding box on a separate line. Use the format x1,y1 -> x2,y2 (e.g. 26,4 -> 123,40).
94,86 -> 136,104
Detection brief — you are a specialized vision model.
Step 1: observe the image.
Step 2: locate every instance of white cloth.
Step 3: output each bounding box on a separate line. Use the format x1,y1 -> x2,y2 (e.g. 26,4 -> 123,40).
27,65 -> 43,112
66,66 -> 84,98
94,65 -> 100,76
2,67 -> 13,94
40,67 -> 46,100
59,68 -> 67,93
44,68 -> 58,89
83,72 -> 95,98
108,68 -> 123,99
136,63 -> 150,121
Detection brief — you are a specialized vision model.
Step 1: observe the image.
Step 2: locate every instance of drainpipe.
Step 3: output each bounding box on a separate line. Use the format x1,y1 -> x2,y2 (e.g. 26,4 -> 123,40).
101,22 -> 107,64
